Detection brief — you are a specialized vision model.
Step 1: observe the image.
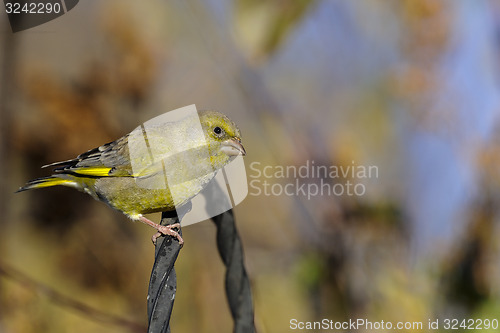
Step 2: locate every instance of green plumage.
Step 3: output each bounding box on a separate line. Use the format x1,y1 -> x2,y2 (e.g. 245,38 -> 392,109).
18,110 -> 245,221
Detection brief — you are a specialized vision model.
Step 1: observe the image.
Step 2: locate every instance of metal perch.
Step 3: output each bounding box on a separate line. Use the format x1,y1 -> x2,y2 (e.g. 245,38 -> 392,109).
146,201 -> 255,332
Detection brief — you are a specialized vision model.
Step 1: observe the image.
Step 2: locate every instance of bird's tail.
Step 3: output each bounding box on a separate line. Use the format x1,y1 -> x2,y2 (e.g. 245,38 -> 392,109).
16,176 -> 77,193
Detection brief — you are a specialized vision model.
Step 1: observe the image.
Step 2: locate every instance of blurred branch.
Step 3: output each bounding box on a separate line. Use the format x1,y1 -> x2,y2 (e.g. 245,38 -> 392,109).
0,13 -> 17,225
0,261 -> 146,333
235,0 -> 317,59
0,17 -> 18,329
440,198 -> 496,313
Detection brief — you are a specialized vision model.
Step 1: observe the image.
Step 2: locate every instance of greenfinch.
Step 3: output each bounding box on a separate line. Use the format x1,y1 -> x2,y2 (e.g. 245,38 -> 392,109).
17,109 -> 246,245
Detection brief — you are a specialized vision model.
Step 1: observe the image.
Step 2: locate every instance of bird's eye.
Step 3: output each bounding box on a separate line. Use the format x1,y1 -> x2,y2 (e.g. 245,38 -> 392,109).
213,126 -> 223,135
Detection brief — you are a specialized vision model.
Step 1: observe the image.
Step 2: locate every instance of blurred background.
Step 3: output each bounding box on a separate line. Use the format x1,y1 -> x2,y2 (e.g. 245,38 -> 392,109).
1,0 -> 500,332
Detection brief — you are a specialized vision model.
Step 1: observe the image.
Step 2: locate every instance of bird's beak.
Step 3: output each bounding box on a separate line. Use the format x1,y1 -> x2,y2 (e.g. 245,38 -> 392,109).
221,138 -> 246,156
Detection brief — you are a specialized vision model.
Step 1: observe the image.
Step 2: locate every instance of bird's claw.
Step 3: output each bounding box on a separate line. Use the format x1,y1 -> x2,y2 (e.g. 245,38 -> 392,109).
152,223 -> 184,247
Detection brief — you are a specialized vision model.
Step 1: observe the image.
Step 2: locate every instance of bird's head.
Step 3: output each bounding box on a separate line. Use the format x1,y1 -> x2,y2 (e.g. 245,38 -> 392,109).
199,110 -> 246,168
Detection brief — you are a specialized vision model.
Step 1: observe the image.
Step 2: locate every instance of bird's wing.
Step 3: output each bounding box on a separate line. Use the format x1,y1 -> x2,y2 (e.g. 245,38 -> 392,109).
43,123 -> 210,180
43,135 -> 133,177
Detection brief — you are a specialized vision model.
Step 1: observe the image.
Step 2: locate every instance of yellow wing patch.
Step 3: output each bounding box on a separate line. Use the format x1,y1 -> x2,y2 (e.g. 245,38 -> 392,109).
72,167 -> 113,177
34,179 -> 73,188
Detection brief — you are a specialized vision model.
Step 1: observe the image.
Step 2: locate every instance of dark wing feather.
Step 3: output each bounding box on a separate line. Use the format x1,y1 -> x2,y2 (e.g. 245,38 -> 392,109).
42,135 -> 132,177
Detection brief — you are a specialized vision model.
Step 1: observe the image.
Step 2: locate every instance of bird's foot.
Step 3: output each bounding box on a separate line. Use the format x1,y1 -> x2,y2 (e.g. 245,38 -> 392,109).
138,216 -> 183,247
152,223 -> 183,246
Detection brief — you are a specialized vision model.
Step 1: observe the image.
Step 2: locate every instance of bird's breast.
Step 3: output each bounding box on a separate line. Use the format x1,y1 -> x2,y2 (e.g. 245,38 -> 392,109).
94,171 -> 217,216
